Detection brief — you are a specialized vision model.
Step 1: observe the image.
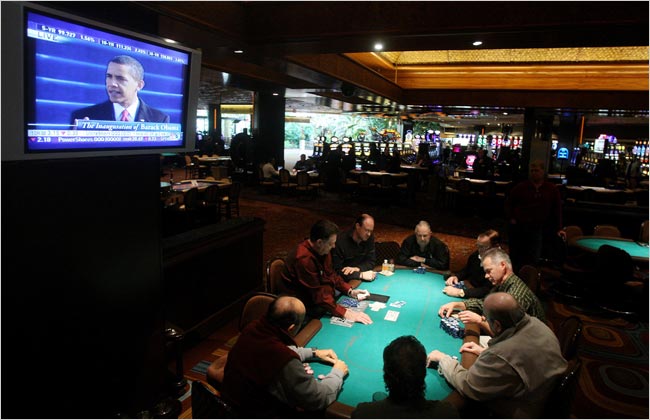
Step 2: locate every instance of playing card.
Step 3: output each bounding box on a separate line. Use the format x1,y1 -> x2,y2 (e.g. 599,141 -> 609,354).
384,310 -> 400,321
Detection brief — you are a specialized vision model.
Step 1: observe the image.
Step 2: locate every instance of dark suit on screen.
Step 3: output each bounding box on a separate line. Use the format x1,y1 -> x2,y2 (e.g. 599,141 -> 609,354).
70,99 -> 170,125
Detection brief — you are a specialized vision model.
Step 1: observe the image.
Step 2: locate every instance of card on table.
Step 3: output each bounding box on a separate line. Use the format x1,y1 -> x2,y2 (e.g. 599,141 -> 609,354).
330,316 -> 354,328
384,310 -> 400,321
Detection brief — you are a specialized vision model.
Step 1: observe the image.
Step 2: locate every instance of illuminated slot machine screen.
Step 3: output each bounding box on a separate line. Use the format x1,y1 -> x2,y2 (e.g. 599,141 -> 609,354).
362,142 -> 370,157
465,154 -> 477,170
396,143 -> 403,152
355,145 -> 363,157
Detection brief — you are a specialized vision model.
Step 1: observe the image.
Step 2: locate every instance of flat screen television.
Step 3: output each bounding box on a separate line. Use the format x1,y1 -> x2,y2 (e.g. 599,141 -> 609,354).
2,2 -> 202,161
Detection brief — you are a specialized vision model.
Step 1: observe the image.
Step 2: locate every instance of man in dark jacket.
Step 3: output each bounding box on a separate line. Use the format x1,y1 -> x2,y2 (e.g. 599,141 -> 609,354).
396,220 -> 450,270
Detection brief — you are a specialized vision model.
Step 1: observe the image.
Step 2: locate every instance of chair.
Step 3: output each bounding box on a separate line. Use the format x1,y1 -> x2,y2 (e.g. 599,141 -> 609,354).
556,316 -> 583,360
219,182 -> 241,219
176,187 -> 200,229
593,224 -> 621,238
258,164 -> 277,192
265,257 -> 293,295
592,244 -> 640,319
638,220 -> 649,243
184,155 -> 199,179
518,264 -> 540,295
239,292 -> 276,331
543,357 -> 582,419
200,184 -> 222,223
192,155 -> 210,178
191,380 -> 235,419
634,189 -> 649,207
279,169 -> 297,194
374,241 -> 401,268
295,171 -> 315,197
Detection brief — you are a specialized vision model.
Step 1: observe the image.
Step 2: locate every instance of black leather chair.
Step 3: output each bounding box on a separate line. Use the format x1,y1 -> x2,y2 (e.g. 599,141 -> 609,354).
543,357 -> 582,419
556,316 -> 583,360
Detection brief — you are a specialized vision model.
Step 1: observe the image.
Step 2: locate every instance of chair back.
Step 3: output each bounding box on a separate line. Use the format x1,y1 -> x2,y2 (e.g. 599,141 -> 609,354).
556,316 -> 583,360
296,171 -> 311,187
457,178 -> 472,194
358,172 -> 371,187
564,225 -> 584,244
229,182 -> 242,200
266,257 -> 293,295
639,220 -> 649,243
594,244 -> 634,289
483,180 -> 497,197
184,155 -> 192,165
239,292 -> 276,331
593,224 -> 621,238
182,187 -> 200,211
380,174 -> 393,188
203,184 -> 221,205
191,380 -> 235,419
375,241 -> 401,267
279,168 -> 291,184
518,264 -> 540,295
543,358 -> 581,419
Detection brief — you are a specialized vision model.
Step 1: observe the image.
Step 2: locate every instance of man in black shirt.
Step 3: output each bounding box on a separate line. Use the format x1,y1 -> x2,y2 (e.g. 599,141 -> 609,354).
332,214 -> 377,282
442,229 -> 500,299
396,221 -> 449,270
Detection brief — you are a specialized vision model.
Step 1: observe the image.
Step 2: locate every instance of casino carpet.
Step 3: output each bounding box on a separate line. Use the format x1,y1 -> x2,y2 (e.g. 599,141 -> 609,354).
173,184 -> 648,419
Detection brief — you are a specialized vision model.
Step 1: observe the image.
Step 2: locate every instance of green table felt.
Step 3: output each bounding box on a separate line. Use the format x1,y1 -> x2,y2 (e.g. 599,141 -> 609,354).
575,237 -> 649,260
306,269 -> 465,409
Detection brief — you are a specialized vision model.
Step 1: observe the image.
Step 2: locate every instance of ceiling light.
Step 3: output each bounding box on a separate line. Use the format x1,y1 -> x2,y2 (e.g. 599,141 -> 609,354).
234,49 -> 244,54
472,41 -> 483,46
374,42 -> 383,51
163,38 -> 178,44
272,92 -> 279,96
503,112 -> 508,115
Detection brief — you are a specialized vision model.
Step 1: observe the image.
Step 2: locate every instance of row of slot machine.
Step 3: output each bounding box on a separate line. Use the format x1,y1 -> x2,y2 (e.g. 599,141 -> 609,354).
475,134 -> 524,150
312,136 -> 414,159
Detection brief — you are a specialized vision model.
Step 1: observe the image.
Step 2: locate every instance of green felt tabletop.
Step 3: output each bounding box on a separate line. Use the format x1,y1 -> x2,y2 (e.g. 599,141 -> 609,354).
306,269 -> 466,409
575,237 -> 649,260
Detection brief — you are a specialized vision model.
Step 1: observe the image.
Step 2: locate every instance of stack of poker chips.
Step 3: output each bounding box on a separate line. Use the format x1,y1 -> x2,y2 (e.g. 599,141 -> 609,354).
413,266 -> 426,274
439,316 -> 465,338
452,280 -> 465,289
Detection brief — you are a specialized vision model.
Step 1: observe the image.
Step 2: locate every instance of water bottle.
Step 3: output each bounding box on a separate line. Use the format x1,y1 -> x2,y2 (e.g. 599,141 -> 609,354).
382,259 -> 389,272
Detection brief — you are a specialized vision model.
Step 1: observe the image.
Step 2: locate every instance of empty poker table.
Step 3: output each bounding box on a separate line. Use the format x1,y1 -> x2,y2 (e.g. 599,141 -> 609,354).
306,269 -> 479,417
573,236 -> 649,262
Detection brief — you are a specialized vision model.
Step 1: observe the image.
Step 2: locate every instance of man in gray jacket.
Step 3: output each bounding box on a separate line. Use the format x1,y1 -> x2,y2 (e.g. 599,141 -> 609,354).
427,292 -> 567,418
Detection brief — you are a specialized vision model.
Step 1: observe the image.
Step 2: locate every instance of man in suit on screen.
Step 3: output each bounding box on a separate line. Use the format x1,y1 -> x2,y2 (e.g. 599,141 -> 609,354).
70,55 -> 170,125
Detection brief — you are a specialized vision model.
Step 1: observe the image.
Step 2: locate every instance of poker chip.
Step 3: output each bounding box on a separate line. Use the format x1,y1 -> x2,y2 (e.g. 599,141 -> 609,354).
439,316 -> 465,338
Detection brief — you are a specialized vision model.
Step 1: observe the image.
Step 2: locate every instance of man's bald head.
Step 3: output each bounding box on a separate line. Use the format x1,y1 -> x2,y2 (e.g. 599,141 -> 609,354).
267,295 -> 306,332
484,292 -> 525,332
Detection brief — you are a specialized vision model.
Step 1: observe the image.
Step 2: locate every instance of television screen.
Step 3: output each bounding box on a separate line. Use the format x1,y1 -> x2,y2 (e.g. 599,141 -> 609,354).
1,2 -> 201,161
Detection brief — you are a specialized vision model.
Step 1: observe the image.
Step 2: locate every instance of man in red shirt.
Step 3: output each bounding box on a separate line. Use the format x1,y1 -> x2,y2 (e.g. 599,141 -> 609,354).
282,219 -> 373,324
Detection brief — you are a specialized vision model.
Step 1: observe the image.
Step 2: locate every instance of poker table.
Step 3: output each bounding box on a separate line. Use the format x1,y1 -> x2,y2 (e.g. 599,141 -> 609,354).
573,236 -> 649,262
306,269 -> 479,417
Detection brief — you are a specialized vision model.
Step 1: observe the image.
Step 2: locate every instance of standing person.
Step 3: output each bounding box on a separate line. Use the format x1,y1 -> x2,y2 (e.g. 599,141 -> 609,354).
438,248 -> 546,334
221,296 -> 349,417
332,214 -> 377,282
504,159 -> 565,271
472,148 -> 494,180
282,220 -> 373,324
229,128 -> 250,170
427,292 -> 567,418
352,335 -> 458,419
70,55 -> 169,124
396,221 -> 450,270
442,229 -> 500,299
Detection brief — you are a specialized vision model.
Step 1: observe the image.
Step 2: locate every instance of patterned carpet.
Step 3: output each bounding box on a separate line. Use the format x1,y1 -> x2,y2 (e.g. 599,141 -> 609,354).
175,183 -> 648,419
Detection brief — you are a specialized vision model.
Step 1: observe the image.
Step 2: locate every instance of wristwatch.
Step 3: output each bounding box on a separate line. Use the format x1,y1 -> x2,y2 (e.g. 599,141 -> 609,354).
458,289 -> 465,298
312,347 -> 318,358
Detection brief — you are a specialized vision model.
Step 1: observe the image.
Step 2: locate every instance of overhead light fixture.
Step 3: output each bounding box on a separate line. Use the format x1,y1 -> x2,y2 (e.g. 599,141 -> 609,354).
503,112 -> 509,115
472,41 -> 483,46
374,42 -> 383,51
272,92 -> 279,96
163,38 -> 178,44
234,49 -> 244,54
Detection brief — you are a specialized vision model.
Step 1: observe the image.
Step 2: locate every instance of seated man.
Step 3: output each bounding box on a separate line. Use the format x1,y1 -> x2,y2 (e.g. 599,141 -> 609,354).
442,229 -> 500,299
293,153 -> 313,171
332,214 -> 377,282
352,335 -> 458,419
221,296 -> 349,417
282,219 -> 373,324
438,248 -> 546,336
396,220 -> 450,270
427,293 -> 567,418
262,157 -> 280,180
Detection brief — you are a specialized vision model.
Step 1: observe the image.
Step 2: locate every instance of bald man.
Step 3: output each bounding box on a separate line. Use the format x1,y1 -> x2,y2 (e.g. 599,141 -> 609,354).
332,214 -> 378,282
427,292 -> 567,418
395,220 -> 450,270
221,296 -> 349,417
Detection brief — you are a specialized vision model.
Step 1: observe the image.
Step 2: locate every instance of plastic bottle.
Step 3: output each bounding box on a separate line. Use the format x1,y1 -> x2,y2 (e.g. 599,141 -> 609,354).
382,259 -> 389,272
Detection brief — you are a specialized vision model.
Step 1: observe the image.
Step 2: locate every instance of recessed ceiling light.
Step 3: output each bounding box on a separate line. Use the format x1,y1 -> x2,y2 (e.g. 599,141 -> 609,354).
472,41 -> 483,46
272,92 -> 279,96
503,112 -> 508,115
163,38 -> 178,44
374,42 -> 383,51
234,49 -> 244,54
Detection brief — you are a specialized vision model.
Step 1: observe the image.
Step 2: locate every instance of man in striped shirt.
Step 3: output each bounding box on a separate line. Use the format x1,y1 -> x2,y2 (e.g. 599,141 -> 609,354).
438,248 -> 545,335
